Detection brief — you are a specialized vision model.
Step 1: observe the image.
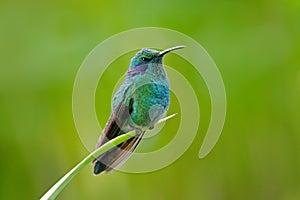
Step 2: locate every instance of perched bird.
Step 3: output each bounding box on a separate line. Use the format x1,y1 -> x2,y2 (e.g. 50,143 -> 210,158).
93,46 -> 185,175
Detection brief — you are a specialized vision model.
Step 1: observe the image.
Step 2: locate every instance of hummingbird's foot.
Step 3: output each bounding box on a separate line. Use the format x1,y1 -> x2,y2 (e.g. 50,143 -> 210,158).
149,126 -> 154,130
135,128 -> 144,135
129,125 -> 143,135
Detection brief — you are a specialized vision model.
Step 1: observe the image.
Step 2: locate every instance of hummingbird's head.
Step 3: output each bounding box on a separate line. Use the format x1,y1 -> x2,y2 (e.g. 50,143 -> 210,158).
127,46 -> 184,76
129,48 -> 160,69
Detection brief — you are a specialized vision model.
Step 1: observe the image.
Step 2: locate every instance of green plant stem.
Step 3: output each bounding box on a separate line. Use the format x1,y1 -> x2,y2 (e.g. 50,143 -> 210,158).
40,132 -> 135,200
40,114 -> 177,200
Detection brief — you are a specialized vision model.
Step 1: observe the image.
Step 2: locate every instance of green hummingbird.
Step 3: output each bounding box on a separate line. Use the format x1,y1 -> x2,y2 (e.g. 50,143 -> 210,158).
93,46 -> 185,175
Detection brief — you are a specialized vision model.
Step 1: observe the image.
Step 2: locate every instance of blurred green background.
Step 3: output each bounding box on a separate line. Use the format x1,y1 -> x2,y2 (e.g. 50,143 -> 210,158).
1,0 -> 300,199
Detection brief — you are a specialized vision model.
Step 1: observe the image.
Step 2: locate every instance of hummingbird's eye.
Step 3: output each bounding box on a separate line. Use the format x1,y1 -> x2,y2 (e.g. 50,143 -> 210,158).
141,57 -> 150,62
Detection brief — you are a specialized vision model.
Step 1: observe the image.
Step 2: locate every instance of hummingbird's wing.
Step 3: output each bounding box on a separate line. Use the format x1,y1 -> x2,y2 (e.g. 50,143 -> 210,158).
92,84 -> 144,175
94,84 -> 134,149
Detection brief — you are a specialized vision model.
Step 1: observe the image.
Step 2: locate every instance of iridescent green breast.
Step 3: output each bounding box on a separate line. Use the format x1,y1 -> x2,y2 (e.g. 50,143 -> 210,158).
131,83 -> 170,127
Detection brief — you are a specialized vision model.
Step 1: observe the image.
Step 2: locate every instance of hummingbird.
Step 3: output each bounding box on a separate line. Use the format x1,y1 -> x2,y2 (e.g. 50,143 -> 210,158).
93,46 -> 185,175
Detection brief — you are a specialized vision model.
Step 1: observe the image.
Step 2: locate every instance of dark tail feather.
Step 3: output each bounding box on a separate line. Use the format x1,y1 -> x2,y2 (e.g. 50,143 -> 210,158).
94,161 -> 107,175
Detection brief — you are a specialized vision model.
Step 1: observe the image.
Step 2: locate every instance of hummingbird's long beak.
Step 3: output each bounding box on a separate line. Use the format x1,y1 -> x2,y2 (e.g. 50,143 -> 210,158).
157,46 -> 185,57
